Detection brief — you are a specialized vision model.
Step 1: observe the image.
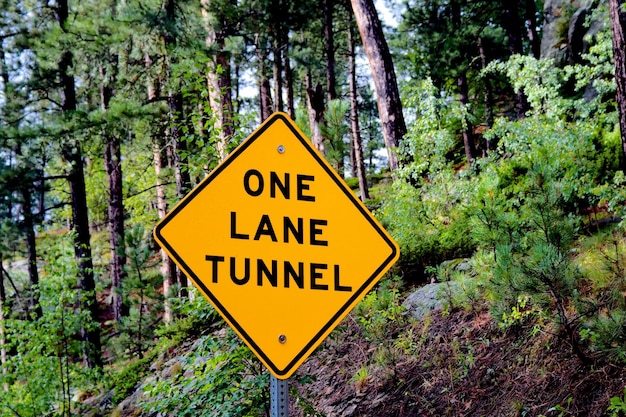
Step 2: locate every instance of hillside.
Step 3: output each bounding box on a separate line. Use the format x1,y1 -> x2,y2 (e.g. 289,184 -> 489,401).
107,279 -> 626,417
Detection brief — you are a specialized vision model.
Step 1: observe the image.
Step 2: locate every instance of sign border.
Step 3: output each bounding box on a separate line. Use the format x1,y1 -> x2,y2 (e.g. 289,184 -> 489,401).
154,112 -> 398,378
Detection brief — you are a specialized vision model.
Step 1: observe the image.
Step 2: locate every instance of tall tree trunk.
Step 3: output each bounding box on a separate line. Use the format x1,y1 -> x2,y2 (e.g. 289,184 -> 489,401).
165,0 -> 190,299
0,252 -> 7,392
284,50 -> 295,120
20,185 -> 42,319
56,0 -> 102,369
609,0 -> 626,171
271,0 -> 284,112
478,36 -> 494,153
502,0 -> 528,117
100,34 -> 127,324
169,93 -> 191,298
525,0 -> 541,59
351,0 -> 406,171
2,31 -> 41,320
146,53 -> 177,325
324,0 -> 337,102
458,72 -> 476,167
348,23 -> 369,201
202,0 -> 234,162
306,72 -> 326,154
256,37 -> 273,123
503,0 -> 523,55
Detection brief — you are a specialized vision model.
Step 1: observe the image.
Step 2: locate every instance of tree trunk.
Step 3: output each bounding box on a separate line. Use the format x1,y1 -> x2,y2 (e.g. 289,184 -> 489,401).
3,30 -> 41,320
478,36 -> 494,153
0,252 -> 8,392
502,0 -> 528,117
306,73 -> 326,154
256,38 -> 273,123
348,23 -> 369,201
284,50 -> 295,120
56,0 -> 102,369
165,0 -> 190,299
609,0 -> 626,171
20,186 -> 42,319
324,0 -> 337,102
202,0 -> 234,162
351,0 -> 406,171
100,38 -> 127,324
525,0 -> 541,59
271,0 -> 284,112
145,53 -> 177,325
12,150 -> 42,320
458,72 -> 476,167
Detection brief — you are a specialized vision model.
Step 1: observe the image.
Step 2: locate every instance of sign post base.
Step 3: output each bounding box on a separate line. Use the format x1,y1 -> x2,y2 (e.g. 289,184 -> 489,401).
270,375 -> 289,417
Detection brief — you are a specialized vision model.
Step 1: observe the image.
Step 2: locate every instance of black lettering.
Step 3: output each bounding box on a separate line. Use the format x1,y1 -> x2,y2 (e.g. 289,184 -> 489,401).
333,265 -> 351,292
230,212 -> 249,239
270,171 -> 290,199
205,255 -> 225,283
284,217 -> 304,244
310,263 -> 329,290
284,261 -> 304,289
297,174 -> 315,201
257,259 -> 278,286
254,214 -> 278,241
310,219 -> 328,246
230,257 -> 250,285
243,169 -> 263,196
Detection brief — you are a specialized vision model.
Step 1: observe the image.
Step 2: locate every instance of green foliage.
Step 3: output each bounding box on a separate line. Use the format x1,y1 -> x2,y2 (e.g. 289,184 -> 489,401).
487,56 -> 573,119
109,224 -> 162,360
321,99 -> 350,173
400,78 -> 462,176
110,350 -> 157,404
378,172 -> 475,278
140,329 -> 268,417
156,289 -> 221,344
577,227 -> 626,362
608,387 -> 626,417
353,276 -> 406,343
0,233 -> 101,417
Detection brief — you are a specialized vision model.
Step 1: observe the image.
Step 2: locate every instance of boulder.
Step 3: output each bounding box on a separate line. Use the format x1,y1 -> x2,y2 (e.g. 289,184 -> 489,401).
402,281 -> 461,320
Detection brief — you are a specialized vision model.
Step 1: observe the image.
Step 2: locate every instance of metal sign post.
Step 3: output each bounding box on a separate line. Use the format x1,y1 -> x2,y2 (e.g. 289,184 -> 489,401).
270,375 -> 289,417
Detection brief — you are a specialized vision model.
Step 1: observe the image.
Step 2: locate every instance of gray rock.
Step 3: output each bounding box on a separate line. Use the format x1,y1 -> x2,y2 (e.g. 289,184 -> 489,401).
402,282 -> 461,320
541,0 -> 605,64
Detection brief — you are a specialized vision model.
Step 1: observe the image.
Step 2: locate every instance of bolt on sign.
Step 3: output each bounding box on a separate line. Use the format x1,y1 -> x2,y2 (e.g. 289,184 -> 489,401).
154,112 -> 399,379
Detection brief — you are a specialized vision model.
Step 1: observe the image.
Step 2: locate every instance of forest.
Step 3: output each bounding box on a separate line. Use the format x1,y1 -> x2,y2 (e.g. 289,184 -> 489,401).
2,0 -> 626,415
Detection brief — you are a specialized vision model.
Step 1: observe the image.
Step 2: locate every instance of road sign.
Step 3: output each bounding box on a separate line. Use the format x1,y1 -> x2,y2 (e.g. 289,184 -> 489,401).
154,112 -> 399,379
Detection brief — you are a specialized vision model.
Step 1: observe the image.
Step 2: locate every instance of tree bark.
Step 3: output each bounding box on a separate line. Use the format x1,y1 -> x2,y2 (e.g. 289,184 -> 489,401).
306,73 -> 326,154
458,72 -> 476,166
0,252 -> 8,392
609,0 -> 626,171
256,37 -> 273,123
324,0 -> 337,102
20,185 -> 42,319
165,0 -> 190,299
271,0 -> 284,112
351,0 -> 406,171
145,53 -> 177,325
56,0 -> 102,369
502,0 -> 528,117
525,0 -> 541,59
202,0 -> 234,162
478,37 -> 494,153
284,50 -> 295,120
348,23 -> 369,201
2,26 -> 41,320
100,27 -> 127,323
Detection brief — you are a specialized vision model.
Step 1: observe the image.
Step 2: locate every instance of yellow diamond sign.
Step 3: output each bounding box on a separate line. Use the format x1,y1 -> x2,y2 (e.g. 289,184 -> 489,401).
154,112 -> 399,379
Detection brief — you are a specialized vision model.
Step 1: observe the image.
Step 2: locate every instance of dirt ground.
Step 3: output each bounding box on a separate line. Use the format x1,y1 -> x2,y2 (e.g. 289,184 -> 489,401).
290,305 -> 626,417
